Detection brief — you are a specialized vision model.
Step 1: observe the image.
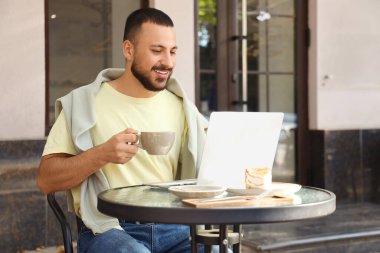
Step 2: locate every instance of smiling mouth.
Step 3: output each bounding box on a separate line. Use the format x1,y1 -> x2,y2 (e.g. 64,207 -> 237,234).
154,69 -> 171,78
155,69 -> 169,73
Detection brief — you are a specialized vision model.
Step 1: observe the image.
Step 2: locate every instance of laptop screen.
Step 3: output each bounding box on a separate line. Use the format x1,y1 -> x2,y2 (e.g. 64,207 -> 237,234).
197,112 -> 284,189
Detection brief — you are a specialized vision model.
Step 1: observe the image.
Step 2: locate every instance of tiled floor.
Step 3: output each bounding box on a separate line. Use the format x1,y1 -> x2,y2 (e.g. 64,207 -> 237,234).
20,243 -> 76,253
241,202 -> 380,252
18,246 -> 64,253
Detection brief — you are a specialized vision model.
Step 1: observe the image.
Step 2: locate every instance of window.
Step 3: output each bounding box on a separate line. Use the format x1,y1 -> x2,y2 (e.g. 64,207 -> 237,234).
46,0 -> 142,127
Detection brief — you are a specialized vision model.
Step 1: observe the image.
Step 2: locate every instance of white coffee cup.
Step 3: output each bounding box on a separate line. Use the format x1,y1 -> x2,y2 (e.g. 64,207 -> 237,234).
135,131 -> 175,155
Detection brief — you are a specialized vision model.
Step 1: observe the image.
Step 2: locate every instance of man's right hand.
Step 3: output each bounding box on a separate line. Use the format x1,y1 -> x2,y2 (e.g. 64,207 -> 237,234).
99,128 -> 139,164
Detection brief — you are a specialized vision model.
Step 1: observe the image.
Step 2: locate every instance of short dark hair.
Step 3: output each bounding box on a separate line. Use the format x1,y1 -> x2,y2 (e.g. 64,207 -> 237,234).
123,8 -> 174,42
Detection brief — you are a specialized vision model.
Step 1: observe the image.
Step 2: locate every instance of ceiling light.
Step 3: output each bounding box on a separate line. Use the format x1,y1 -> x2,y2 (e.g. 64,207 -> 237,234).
256,11 -> 271,22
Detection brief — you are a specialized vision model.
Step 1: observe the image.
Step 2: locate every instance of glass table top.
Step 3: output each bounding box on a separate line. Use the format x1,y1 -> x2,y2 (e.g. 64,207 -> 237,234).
100,185 -> 334,208
98,185 -> 336,224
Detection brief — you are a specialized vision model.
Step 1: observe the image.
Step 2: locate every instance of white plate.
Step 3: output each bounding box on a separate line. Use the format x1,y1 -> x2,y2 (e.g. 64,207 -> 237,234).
169,185 -> 227,199
144,179 -> 197,189
228,182 -> 302,197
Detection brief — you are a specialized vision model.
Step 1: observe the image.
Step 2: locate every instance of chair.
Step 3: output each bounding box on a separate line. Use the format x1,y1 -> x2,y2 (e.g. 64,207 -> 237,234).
48,191 -> 241,253
47,192 -> 75,253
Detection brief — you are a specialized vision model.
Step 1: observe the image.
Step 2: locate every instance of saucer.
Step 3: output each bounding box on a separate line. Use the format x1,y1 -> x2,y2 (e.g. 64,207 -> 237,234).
228,182 -> 302,197
169,185 -> 227,199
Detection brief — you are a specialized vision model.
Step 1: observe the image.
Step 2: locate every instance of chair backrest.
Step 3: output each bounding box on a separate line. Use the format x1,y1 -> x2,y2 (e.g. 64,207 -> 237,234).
47,192 -> 74,253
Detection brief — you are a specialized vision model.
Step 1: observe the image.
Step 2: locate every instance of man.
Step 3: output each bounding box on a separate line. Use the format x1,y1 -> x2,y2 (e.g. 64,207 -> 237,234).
37,8 -> 208,253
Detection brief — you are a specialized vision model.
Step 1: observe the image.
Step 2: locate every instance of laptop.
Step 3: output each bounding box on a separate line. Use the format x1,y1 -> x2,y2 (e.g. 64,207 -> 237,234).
197,111 -> 284,189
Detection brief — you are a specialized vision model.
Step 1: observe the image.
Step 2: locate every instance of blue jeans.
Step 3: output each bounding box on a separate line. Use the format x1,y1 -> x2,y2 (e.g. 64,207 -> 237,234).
78,222 -> 205,253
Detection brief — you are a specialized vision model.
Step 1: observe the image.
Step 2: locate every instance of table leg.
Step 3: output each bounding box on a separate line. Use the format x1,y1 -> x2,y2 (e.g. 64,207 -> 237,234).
219,225 -> 229,253
190,225 -> 198,253
232,224 -> 241,253
204,224 -> 212,253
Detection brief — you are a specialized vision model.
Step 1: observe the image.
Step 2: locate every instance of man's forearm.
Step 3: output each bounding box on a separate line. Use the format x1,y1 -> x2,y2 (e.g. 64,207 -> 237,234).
36,145 -> 106,194
37,129 -> 139,194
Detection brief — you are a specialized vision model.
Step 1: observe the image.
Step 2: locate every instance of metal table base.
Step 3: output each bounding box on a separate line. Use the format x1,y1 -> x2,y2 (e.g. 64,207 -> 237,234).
190,224 -> 242,253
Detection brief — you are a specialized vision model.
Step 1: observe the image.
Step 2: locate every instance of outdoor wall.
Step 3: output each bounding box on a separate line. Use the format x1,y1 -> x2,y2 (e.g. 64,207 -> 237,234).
308,0 -> 380,130
149,0 -> 196,102
111,0 -> 140,68
0,0 -> 45,140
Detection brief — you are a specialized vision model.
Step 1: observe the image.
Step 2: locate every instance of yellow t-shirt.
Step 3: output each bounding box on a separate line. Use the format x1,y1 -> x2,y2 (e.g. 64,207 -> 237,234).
43,82 -> 186,214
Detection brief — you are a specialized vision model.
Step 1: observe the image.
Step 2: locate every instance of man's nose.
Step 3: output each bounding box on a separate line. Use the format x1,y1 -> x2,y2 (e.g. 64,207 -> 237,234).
160,52 -> 175,68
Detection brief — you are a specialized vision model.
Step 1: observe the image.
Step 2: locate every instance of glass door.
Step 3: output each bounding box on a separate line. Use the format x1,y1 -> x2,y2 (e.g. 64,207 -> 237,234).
198,0 -> 297,182
198,0 -> 218,117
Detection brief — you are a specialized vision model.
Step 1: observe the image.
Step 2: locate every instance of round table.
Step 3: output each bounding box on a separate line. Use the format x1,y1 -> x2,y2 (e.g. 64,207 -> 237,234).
98,185 -> 336,252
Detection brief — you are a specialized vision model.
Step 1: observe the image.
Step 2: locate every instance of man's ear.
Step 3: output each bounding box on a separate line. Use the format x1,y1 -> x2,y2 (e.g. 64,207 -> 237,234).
122,40 -> 134,61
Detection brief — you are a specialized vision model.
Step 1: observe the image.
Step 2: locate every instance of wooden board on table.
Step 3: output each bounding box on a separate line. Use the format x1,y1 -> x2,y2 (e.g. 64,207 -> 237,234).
182,195 -> 296,208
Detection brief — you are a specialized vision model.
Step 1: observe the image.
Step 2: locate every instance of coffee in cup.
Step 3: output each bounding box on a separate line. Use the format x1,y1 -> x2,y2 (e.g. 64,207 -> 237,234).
245,167 -> 272,190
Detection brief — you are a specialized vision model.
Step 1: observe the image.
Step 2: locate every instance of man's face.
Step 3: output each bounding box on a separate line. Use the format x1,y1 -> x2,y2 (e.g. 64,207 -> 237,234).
129,22 -> 177,92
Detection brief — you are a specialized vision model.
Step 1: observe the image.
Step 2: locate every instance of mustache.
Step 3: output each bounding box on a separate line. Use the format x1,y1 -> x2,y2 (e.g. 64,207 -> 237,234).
152,65 -> 173,72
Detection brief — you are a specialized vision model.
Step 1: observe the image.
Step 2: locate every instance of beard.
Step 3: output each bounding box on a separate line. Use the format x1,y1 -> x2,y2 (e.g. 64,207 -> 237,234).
131,62 -> 172,92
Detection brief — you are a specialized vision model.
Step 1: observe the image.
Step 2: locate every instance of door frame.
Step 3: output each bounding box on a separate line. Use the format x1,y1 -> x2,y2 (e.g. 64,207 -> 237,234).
295,0 -> 310,185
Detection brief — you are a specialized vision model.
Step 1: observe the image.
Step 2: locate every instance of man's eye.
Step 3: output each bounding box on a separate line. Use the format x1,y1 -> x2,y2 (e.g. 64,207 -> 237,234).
170,51 -> 177,55
152,50 -> 161,53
